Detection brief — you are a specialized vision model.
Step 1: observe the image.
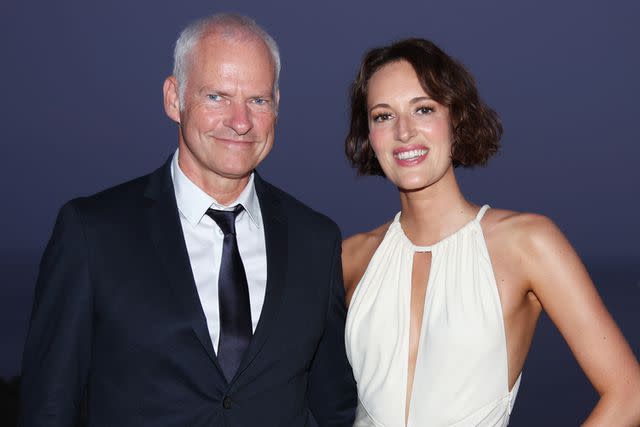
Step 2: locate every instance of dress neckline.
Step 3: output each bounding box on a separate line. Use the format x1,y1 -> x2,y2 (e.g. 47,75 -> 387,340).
394,205 -> 490,252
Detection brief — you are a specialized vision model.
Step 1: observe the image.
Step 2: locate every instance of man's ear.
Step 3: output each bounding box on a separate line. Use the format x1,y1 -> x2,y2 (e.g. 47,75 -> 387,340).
163,76 -> 181,123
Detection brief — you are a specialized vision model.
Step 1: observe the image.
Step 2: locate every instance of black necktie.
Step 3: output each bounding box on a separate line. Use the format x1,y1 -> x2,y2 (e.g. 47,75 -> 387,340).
206,205 -> 252,382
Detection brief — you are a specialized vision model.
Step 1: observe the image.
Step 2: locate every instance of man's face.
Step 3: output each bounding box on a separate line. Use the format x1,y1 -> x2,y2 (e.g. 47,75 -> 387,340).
165,33 -> 278,190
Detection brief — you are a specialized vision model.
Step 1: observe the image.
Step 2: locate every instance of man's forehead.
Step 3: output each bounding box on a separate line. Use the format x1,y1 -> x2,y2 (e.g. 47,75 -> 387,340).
187,34 -> 276,91
193,34 -> 274,71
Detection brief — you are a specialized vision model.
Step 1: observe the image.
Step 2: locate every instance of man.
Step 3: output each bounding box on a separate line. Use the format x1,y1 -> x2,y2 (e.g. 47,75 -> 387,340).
20,13 -> 356,426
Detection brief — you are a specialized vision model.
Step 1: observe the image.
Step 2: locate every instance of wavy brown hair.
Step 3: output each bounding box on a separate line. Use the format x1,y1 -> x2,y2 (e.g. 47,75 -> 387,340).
345,38 -> 502,176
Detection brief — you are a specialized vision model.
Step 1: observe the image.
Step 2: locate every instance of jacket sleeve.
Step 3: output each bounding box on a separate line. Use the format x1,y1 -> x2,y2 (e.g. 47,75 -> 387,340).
19,201 -> 93,427
307,228 -> 357,426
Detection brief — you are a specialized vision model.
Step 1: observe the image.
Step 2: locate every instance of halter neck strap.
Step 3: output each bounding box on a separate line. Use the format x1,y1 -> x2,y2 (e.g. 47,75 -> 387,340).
475,205 -> 490,222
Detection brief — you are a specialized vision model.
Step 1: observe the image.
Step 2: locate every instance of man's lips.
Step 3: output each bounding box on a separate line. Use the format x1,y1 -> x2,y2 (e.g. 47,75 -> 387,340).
213,136 -> 255,145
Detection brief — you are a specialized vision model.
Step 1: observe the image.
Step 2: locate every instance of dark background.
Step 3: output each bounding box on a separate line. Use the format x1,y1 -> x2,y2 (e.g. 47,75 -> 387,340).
1,0 -> 639,425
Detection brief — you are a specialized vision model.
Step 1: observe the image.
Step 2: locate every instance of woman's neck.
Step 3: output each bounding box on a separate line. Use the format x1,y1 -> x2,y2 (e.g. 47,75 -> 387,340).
398,168 -> 477,246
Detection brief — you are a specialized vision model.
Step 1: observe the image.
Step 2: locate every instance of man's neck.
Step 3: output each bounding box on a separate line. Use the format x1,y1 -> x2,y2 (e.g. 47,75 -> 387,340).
177,150 -> 251,206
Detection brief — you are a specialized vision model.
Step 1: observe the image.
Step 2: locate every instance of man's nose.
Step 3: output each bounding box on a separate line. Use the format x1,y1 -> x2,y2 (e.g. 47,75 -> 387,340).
394,114 -> 416,143
225,102 -> 253,135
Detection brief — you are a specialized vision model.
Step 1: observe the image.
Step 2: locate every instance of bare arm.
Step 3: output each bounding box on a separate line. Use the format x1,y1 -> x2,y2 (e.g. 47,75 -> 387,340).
521,216 -> 640,426
341,235 -> 364,307
342,224 -> 389,307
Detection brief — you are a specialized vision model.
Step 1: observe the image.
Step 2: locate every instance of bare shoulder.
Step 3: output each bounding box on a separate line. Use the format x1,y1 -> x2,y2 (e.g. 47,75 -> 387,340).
342,222 -> 391,305
342,222 -> 390,281
482,207 -> 579,290
484,206 -> 640,413
483,207 -> 566,252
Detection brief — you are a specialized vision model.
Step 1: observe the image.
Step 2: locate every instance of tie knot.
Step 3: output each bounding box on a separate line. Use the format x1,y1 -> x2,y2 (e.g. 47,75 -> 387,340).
206,205 -> 244,236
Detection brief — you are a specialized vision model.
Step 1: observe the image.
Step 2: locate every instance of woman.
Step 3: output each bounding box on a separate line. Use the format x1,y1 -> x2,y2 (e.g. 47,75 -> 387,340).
342,38 -> 640,426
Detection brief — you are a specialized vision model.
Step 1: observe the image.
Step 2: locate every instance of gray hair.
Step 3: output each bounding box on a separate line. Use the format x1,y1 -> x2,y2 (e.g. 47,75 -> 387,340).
172,13 -> 281,107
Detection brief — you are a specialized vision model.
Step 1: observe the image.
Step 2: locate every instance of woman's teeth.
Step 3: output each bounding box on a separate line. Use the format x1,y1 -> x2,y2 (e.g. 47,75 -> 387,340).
394,149 -> 428,160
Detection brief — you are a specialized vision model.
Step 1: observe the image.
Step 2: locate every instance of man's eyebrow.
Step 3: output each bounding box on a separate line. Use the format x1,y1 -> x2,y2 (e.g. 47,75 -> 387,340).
251,92 -> 275,99
197,87 -> 275,99
198,87 -> 230,96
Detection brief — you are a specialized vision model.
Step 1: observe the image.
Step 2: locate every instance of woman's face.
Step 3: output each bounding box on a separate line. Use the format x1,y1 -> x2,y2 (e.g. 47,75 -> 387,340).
367,60 -> 453,191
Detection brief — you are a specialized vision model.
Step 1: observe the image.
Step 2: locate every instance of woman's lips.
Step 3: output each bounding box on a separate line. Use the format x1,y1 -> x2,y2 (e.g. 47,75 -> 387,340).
393,146 -> 429,166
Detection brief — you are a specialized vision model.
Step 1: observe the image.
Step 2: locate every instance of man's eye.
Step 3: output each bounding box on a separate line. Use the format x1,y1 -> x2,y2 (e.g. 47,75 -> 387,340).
373,113 -> 392,122
207,94 -> 222,101
253,98 -> 269,105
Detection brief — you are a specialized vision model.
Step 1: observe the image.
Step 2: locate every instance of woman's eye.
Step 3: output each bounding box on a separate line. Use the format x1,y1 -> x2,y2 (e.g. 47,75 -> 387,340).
416,106 -> 434,115
373,113 -> 392,122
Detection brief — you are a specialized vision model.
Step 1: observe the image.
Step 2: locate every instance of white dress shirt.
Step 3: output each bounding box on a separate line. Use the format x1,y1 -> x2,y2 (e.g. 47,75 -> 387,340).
170,150 -> 267,353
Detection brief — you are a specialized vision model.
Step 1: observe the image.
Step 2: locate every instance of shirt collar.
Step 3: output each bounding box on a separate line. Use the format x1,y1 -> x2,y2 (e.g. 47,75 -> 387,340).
170,149 -> 262,228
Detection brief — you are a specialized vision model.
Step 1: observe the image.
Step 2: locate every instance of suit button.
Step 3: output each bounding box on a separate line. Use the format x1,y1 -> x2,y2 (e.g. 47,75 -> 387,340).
222,396 -> 232,409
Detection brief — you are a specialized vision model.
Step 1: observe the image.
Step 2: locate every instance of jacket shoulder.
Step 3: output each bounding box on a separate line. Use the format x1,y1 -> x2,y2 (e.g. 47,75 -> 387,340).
66,163 -> 166,218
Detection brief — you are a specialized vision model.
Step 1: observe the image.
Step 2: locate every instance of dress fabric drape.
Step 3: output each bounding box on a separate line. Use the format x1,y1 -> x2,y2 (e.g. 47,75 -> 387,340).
346,205 -> 521,427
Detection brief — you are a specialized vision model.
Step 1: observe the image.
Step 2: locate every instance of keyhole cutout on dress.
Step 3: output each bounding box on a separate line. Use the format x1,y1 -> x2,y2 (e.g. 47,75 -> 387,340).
405,251 -> 432,426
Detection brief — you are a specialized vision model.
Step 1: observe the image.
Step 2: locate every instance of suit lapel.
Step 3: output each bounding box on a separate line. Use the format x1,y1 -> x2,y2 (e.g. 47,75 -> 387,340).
143,159 -> 223,374
143,163 -> 289,383
235,173 -> 289,378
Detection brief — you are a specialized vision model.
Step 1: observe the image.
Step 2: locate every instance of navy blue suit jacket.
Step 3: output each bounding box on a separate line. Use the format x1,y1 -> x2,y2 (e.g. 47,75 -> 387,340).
19,159 -> 357,426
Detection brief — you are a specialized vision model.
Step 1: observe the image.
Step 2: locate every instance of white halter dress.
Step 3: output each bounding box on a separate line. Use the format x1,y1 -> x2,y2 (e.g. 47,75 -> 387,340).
346,205 -> 521,427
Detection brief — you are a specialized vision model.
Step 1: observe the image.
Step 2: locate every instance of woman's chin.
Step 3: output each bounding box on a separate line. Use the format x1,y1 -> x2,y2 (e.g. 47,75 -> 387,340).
395,180 -> 432,193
